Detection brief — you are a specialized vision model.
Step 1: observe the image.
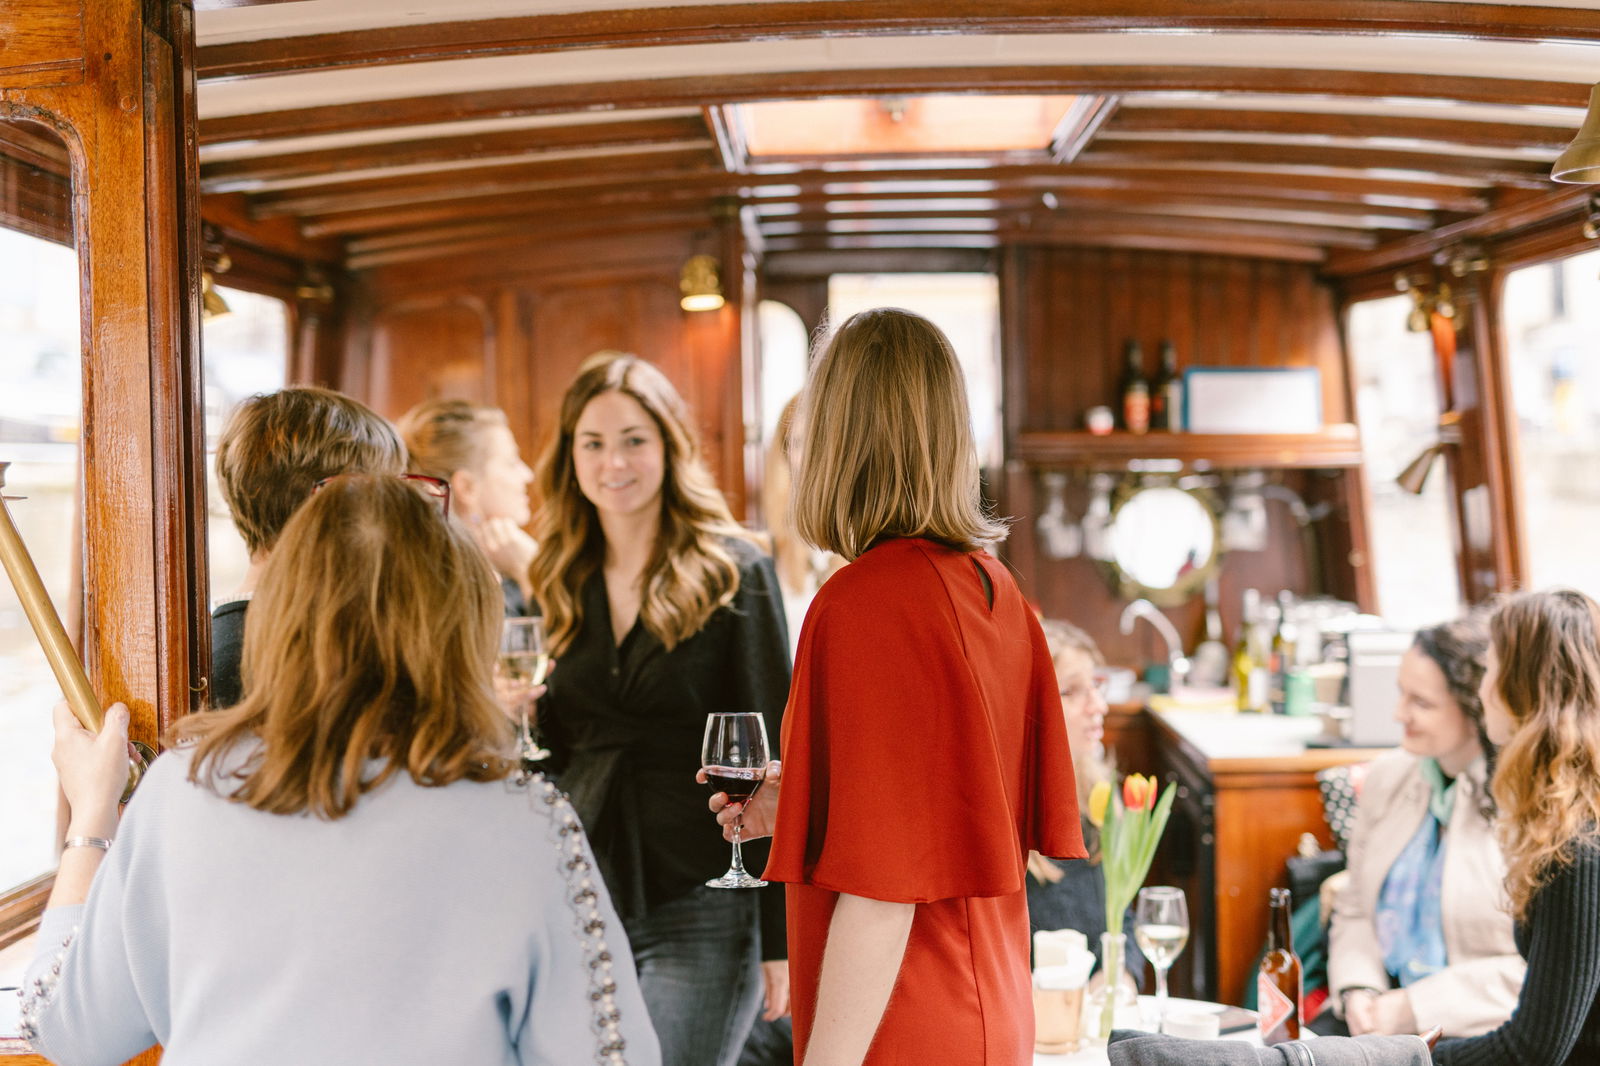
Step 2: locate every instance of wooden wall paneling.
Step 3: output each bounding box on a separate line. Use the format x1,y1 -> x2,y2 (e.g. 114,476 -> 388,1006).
363,295 -> 496,419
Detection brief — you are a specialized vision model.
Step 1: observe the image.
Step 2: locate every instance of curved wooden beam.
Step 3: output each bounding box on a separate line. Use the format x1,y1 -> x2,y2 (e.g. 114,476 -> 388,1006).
198,66 -> 1595,147
195,1 -> 1600,81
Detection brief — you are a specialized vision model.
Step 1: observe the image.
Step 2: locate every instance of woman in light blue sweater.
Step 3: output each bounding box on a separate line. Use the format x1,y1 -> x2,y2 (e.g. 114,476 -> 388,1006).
19,475 -> 660,1066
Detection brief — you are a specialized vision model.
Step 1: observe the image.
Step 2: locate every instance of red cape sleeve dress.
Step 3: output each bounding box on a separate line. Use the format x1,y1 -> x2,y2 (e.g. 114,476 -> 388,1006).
763,537 -> 1085,1066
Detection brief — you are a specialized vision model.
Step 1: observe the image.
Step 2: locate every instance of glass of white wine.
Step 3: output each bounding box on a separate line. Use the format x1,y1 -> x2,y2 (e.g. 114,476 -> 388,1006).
1134,885 -> 1189,1031
498,617 -> 550,765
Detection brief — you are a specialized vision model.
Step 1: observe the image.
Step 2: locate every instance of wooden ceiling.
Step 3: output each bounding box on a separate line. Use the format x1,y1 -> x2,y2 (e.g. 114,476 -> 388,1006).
192,1 -> 1600,270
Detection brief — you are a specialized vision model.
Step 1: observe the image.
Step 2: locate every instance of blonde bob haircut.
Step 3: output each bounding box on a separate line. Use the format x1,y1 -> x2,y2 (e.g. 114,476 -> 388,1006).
174,476 -> 513,818
794,308 -> 1005,560
1488,588 -> 1600,920
529,351 -> 754,655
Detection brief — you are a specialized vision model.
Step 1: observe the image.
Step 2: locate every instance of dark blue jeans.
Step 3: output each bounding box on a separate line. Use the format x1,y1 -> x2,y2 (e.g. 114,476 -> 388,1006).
623,885 -> 763,1066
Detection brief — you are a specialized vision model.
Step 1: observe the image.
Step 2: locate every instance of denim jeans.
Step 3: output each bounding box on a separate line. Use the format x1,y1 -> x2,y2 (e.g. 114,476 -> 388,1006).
623,884 -> 763,1066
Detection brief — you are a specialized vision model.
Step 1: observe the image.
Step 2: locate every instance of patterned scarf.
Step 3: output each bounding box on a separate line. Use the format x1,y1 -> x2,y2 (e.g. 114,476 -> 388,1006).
1374,759 -> 1455,986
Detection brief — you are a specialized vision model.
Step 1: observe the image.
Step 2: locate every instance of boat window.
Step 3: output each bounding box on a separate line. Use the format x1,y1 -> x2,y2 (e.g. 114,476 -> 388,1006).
0,121 -> 79,898
758,299 -> 809,444
1500,249 -> 1600,597
201,288 -> 289,603
1346,296 -> 1462,628
826,274 -> 1001,468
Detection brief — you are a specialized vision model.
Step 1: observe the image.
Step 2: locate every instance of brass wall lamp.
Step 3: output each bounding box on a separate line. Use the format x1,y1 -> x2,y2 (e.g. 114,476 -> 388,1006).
679,254 -> 726,312
1553,82 -> 1600,184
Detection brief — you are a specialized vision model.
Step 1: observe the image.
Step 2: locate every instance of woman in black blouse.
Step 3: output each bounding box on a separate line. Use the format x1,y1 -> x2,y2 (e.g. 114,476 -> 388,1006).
528,352 -> 790,1066
1431,588 -> 1600,1066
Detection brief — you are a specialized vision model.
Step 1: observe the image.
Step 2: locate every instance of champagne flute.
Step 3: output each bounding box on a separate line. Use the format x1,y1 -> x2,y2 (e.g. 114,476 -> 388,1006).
702,711 -> 770,889
1135,886 -> 1189,1031
498,617 -> 551,764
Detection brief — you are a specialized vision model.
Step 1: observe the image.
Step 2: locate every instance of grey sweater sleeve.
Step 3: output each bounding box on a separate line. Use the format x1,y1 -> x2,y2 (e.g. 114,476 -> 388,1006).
19,798 -> 163,1066
1433,842 -> 1600,1066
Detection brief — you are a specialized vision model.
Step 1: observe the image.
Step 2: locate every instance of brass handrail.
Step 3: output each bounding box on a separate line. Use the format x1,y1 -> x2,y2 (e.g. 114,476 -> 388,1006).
0,461 -> 147,799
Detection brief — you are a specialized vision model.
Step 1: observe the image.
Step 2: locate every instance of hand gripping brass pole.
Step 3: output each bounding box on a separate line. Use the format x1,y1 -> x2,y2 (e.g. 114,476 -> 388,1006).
0,462 -> 149,800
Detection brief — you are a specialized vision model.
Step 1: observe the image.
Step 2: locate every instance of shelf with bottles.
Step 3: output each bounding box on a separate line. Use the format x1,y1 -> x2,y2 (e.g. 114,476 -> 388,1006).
1011,423 -> 1362,470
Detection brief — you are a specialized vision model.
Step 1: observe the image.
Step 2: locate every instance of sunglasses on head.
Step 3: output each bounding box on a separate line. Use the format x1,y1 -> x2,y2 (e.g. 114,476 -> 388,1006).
312,473 -> 451,518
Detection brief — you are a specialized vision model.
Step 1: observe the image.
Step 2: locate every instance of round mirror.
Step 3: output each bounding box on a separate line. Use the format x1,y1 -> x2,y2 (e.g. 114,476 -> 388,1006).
1103,484 -> 1222,606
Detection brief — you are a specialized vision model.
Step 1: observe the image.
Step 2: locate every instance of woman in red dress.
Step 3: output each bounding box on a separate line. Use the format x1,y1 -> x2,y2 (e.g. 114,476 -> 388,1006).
713,308 -> 1085,1066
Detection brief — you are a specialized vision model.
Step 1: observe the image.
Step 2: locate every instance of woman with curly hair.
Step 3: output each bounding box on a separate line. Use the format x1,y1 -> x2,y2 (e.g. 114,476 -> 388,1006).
528,352 -> 791,1066
1323,614 -> 1523,1038
1430,589 -> 1600,1066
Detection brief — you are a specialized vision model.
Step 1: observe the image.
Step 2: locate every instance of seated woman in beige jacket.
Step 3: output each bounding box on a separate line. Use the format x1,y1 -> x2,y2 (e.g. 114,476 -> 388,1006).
1326,615 -> 1524,1038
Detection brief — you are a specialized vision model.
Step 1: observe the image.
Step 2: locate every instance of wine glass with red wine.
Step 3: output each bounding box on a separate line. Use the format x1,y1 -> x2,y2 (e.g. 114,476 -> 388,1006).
702,711 -> 770,889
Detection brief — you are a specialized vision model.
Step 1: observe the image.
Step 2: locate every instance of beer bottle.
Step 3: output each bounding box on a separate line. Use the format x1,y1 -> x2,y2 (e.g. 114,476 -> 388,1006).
1257,887 -> 1302,1043
1120,340 -> 1150,434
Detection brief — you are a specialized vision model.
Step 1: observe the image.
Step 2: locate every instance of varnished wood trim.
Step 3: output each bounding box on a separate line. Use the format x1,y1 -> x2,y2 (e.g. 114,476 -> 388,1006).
1322,184 -> 1593,276
1013,427 -> 1365,468
1105,107 -> 1577,152
249,147 -> 721,217
197,67 -> 1595,147
1077,140 -> 1552,188
194,2 -> 1600,81
0,874 -> 51,950
1009,229 -> 1327,262
200,114 -> 711,191
344,209 -> 718,269
286,164 -> 1490,236
1018,210 -> 1378,248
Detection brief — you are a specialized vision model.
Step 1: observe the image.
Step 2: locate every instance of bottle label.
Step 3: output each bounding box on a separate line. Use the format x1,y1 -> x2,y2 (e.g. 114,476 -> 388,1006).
1124,390 -> 1150,434
1257,972 -> 1295,1043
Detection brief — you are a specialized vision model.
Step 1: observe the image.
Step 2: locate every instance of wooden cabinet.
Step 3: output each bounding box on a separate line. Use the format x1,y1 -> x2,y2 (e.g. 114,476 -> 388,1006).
1122,709 -> 1384,1006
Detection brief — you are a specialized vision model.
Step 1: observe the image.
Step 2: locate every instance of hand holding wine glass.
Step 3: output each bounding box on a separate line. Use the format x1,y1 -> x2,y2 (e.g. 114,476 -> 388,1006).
702,759 -> 781,841
1134,885 -> 1189,1031
497,618 -> 551,763
702,712 -> 770,889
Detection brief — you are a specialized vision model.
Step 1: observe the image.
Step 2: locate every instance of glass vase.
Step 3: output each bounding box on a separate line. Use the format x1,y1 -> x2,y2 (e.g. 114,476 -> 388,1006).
1088,931 -> 1138,1043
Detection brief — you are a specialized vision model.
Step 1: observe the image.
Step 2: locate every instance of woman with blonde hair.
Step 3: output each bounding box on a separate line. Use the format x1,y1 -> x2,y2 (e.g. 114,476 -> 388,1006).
529,352 -> 791,1066
1430,588 -> 1600,1066
715,308 -> 1084,1066
1029,620 -> 1144,981
20,476 -> 657,1065
398,398 -> 537,614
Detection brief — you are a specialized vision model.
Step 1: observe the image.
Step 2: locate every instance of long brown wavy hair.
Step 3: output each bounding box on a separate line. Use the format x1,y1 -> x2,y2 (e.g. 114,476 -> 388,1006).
174,476 -> 513,817
528,352 -> 754,654
1487,588 -> 1600,920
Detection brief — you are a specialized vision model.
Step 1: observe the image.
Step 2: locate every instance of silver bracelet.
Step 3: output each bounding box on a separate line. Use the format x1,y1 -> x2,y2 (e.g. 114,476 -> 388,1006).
62,836 -> 113,851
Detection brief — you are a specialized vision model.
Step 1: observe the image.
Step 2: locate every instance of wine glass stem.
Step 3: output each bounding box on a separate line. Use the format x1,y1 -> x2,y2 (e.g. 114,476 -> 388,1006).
729,821 -> 748,877
1154,965 -> 1170,1023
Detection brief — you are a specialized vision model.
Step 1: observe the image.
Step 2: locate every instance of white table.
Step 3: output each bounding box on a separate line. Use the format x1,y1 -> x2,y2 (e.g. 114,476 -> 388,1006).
1034,997 -> 1264,1065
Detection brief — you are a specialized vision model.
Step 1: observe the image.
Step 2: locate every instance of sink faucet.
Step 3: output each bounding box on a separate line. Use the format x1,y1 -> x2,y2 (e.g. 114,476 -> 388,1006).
1119,599 -> 1192,683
